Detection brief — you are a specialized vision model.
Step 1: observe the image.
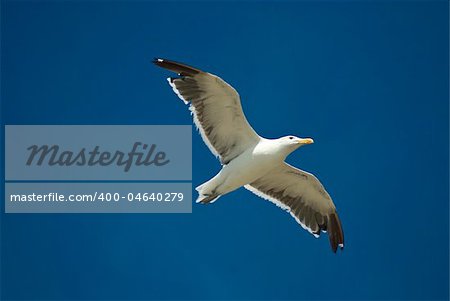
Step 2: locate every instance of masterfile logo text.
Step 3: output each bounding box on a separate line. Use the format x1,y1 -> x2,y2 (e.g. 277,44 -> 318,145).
5,125 -> 192,181
26,142 -> 170,172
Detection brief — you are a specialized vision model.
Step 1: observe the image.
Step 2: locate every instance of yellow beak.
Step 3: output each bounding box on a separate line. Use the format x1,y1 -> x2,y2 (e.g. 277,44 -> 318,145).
297,138 -> 314,145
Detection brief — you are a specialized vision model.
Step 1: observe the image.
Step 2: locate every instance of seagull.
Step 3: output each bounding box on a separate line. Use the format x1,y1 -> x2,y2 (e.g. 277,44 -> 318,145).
153,58 -> 344,253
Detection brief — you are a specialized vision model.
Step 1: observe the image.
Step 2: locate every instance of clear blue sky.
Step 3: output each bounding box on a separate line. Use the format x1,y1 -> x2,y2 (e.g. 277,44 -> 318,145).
1,1 -> 449,300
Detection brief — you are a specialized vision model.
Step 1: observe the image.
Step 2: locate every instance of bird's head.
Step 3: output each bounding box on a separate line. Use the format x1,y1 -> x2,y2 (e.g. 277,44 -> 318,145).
277,135 -> 314,154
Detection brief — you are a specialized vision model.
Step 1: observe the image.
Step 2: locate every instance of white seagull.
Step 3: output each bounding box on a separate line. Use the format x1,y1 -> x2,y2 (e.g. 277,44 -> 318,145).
153,58 -> 344,252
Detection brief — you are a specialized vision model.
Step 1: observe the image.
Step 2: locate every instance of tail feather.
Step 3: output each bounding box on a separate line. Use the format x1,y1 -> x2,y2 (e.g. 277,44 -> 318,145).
195,183 -> 205,192
196,193 -> 221,204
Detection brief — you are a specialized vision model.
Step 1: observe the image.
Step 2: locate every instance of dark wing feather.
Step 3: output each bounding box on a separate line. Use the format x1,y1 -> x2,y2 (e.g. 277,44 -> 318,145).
153,58 -> 260,164
153,58 -> 202,76
245,163 -> 344,253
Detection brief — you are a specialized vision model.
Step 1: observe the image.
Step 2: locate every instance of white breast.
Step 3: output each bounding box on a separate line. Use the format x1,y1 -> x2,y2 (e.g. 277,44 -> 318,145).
217,139 -> 283,194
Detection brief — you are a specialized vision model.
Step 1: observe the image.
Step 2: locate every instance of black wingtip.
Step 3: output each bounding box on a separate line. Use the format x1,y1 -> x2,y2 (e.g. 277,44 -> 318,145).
152,57 -> 165,65
328,212 -> 344,253
152,58 -> 202,76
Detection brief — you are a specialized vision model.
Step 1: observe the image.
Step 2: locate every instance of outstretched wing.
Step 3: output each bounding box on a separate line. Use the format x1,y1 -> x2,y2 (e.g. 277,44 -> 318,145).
153,58 -> 260,165
245,163 -> 344,253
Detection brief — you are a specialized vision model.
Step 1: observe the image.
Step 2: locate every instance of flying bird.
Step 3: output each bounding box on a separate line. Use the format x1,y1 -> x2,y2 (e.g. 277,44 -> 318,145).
153,58 -> 344,253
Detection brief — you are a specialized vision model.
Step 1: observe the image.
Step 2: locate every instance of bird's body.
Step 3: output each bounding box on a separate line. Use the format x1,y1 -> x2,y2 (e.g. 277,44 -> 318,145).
153,58 -> 345,253
197,138 -> 287,200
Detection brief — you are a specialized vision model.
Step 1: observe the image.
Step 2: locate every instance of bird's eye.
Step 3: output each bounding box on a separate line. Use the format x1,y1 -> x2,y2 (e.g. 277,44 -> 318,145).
289,137 -> 294,140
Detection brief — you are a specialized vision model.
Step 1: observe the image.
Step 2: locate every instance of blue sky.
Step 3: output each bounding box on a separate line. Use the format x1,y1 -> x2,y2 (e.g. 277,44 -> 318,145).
1,1 -> 449,300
